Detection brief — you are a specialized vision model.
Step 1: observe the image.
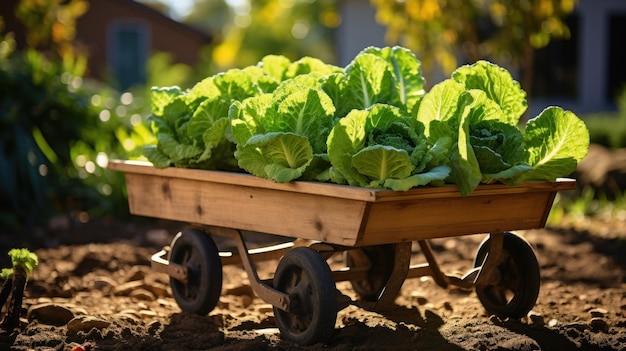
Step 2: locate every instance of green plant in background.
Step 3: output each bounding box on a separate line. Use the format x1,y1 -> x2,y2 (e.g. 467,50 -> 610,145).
185,0 -> 340,71
13,0 -> 88,59
583,87 -> 626,149
0,248 -> 38,336
0,45 -> 153,227
1,48 -> 93,225
548,186 -> 626,228
0,0 -> 188,227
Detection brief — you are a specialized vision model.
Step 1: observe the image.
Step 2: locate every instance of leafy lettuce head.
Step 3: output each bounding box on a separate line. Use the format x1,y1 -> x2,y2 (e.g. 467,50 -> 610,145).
417,60 -> 588,195
327,104 -> 450,189
230,80 -> 335,182
321,46 -> 426,119
144,86 -> 239,170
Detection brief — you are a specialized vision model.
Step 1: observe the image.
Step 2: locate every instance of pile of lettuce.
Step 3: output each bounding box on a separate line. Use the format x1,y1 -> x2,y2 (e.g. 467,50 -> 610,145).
144,46 -> 589,195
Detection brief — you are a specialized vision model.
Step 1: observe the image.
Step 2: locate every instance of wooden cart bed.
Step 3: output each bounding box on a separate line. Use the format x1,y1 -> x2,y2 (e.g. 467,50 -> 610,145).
108,160 -> 576,247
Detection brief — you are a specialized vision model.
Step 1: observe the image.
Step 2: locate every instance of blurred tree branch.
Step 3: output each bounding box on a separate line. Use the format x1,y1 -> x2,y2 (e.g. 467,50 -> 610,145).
371,0 -> 577,98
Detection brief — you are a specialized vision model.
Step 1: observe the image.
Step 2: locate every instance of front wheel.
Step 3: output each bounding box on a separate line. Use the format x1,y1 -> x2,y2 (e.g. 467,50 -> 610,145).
473,232 -> 540,319
273,247 -> 337,345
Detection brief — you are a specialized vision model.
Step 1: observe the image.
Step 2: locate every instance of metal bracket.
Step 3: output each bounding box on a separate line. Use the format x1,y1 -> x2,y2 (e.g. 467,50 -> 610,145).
207,226 -> 292,312
150,249 -> 188,283
373,242 -> 412,310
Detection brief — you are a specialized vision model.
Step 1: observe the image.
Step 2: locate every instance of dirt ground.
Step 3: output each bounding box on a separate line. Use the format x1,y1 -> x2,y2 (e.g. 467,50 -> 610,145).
0,212 -> 625,351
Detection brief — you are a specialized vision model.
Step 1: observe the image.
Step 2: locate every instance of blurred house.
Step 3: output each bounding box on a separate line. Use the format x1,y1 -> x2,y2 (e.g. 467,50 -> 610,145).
0,0 -> 212,90
337,0 -> 626,115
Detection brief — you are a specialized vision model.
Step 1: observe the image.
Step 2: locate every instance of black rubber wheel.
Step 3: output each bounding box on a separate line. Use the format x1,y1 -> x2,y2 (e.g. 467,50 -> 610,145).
344,244 -> 396,301
169,229 -> 223,315
473,232 -> 541,319
273,247 -> 337,345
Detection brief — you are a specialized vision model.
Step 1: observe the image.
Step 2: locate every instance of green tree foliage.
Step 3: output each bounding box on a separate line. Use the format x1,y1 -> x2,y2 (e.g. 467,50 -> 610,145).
0,48 -> 147,227
184,0 -> 340,71
0,1 -> 156,227
14,0 -> 88,59
370,0 -> 576,95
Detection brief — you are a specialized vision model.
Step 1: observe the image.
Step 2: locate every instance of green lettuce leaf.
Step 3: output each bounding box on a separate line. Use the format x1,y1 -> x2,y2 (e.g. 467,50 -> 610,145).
258,54 -> 291,81
327,104 -> 444,189
384,165 -> 451,191
235,132 -> 313,182
341,53 -> 395,113
157,133 -> 203,165
452,60 -> 527,124
448,92 -> 482,196
416,79 -> 465,139
272,87 -> 335,153
470,120 -> 527,174
143,145 -> 172,168
327,109 -> 369,186
229,94 -> 274,145
230,83 -> 334,182
364,46 -> 425,113
352,145 -> 414,181
521,106 -> 590,182
286,56 -> 342,78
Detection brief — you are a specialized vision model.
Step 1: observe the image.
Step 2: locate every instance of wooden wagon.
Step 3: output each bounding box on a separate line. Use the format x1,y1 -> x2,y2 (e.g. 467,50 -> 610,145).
109,160 -> 576,345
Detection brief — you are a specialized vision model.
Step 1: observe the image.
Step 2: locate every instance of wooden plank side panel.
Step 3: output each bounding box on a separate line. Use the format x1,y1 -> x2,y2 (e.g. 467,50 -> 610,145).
110,160 -> 378,202
124,173 -> 366,246
372,178 -> 576,202
356,191 -> 556,245
110,160 -> 576,202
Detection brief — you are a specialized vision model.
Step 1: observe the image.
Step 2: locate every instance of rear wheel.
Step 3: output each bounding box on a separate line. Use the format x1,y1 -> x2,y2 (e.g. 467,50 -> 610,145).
473,232 -> 540,319
273,247 -> 337,345
344,244 -> 396,302
169,229 -> 222,315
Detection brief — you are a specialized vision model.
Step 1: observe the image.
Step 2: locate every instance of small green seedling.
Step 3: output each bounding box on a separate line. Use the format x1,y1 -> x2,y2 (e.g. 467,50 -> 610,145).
0,248 -> 38,334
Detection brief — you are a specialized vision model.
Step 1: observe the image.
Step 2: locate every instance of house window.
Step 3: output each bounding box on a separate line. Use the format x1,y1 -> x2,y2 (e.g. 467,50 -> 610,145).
107,21 -> 149,90
607,14 -> 626,102
531,14 -> 579,99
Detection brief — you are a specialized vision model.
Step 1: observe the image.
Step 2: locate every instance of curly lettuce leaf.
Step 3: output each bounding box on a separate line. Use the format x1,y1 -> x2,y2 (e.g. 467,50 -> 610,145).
520,107 -> 590,182
416,79 -> 465,139
258,54 -> 291,81
327,104 -> 443,189
351,145 -> 414,182
272,87 -> 335,154
143,145 -> 171,168
452,60 -> 527,125
470,120 -> 527,174
155,133 -> 203,165
384,165 -> 451,191
187,97 -> 231,144
286,56 -> 342,78
363,46 -> 425,112
229,94 -> 274,145
341,53 -> 395,114
235,132 -> 313,182
151,87 -> 186,119
230,84 -> 334,182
